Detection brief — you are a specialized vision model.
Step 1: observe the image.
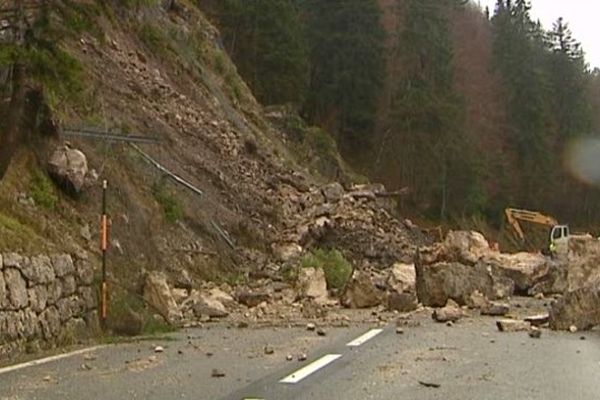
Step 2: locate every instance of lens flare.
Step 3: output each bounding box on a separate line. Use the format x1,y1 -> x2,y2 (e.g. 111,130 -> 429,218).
565,137 -> 600,186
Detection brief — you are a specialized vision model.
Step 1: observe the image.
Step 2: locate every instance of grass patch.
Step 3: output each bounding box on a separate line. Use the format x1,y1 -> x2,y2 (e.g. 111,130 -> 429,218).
137,23 -> 172,58
29,170 -> 59,210
152,183 -> 183,223
301,248 -> 353,290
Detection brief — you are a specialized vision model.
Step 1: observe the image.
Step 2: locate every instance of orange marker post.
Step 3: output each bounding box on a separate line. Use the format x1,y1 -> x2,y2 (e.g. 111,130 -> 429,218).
100,180 -> 108,326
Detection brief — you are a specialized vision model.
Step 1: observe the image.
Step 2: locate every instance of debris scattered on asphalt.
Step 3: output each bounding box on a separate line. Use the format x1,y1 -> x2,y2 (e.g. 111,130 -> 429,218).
432,300 -> 464,323
154,346 -> 164,353
83,353 -> 97,361
419,380 -> 441,388
298,353 -> 307,361
569,325 -> 578,333
524,314 -> 550,327
317,328 -> 326,336
264,346 -> 274,355
528,327 -> 542,339
481,302 -> 510,317
496,319 -> 531,332
286,354 -> 293,361
80,363 -> 93,371
396,327 -> 404,335
580,336 -> 586,340
306,323 -> 316,331
211,368 -> 226,378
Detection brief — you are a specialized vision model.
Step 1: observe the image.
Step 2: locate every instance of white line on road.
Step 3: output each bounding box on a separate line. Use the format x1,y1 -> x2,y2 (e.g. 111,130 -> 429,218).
0,345 -> 106,376
346,329 -> 384,347
279,354 -> 342,384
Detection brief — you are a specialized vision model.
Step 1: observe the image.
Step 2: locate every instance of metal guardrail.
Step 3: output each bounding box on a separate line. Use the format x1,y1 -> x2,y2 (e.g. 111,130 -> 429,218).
62,128 -> 162,144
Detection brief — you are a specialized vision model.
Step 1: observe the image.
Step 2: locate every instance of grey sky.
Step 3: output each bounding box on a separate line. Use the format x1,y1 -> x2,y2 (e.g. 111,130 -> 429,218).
476,0 -> 600,69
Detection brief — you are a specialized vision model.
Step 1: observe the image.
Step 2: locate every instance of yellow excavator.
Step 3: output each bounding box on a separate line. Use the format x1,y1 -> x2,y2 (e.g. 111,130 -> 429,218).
504,208 -> 570,257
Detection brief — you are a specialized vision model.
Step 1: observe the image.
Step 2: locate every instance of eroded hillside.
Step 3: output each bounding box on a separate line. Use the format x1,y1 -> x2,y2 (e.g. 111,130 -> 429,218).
0,1 -> 422,302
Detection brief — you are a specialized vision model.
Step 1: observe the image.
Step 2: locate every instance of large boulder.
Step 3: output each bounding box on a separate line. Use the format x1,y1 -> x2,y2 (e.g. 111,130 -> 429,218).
143,271 -> 182,323
479,252 -> 552,294
549,285 -> 600,331
387,292 -> 417,312
342,272 -> 383,309
566,236 -> 600,292
387,263 -> 416,294
48,145 -> 88,194
415,260 -> 514,307
185,290 -> 229,318
297,267 -> 329,304
439,231 -> 492,265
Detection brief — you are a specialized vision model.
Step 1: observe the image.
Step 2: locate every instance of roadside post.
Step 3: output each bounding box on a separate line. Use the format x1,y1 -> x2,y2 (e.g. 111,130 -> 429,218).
100,180 -> 109,328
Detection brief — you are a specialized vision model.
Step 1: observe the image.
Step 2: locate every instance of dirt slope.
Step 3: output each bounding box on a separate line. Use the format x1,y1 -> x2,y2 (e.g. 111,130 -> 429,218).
0,1 -> 422,290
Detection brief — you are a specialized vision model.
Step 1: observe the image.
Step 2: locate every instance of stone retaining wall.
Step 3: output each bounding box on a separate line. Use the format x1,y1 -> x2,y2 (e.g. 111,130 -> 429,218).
0,252 -> 98,359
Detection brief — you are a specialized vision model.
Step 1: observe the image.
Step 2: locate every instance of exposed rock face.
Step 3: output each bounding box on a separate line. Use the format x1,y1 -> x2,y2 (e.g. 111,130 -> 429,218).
479,252 -> 553,294
47,145 -> 89,193
387,263 -> 416,294
143,271 -> 182,323
549,286 -> 600,331
297,267 -> 328,304
342,272 -> 383,309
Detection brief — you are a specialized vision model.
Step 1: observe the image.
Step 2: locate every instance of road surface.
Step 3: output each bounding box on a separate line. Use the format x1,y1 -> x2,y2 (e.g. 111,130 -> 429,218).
1,309 -> 599,400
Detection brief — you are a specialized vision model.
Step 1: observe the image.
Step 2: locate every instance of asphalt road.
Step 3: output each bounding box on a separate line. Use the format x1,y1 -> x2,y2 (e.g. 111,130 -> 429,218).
1,310 -> 600,400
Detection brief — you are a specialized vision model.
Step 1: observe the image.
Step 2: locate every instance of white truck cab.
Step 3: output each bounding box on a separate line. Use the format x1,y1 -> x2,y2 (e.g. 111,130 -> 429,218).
550,225 -> 570,258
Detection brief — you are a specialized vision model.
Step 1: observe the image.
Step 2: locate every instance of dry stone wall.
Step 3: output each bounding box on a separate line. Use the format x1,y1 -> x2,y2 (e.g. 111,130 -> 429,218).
0,252 -> 98,359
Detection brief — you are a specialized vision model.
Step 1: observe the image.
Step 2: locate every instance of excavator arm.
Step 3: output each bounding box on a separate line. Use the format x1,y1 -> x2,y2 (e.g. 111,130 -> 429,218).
505,208 -> 558,242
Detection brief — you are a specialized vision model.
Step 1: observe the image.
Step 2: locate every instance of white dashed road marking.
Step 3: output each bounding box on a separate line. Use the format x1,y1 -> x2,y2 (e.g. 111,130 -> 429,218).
279,354 -> 342,384
0,345 -> 106,376
346,329 -> 383,347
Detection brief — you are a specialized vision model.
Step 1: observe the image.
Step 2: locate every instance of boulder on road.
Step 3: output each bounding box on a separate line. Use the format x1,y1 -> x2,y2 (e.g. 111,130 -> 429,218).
415,260 -> 511,307
481,302 -> 510,317
480,252 -> 552,294
143,271 -> 182,323
342,272 -> 383,309
387,292 -> 417,313
297,267 -> 329,304
387,263 -> 416,294
440,231 -> 491,265
549,285 -> 600,331
432,299 -> 464,323
188,290 -> 228,318
48,145 -> 88,194
496,319 -> 531,332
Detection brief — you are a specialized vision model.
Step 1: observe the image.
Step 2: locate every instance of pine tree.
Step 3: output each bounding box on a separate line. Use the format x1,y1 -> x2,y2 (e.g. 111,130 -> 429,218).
214,0 -> 309,106
299,0 -> 385,152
